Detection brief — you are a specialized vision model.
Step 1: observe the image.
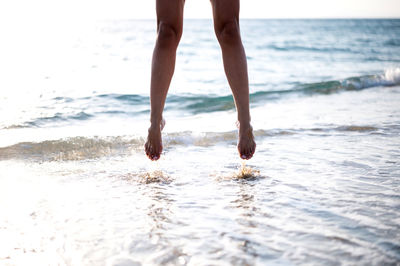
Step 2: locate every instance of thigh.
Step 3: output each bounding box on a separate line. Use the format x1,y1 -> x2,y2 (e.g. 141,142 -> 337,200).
210,0 -> 240,26
156,0 -> 185,30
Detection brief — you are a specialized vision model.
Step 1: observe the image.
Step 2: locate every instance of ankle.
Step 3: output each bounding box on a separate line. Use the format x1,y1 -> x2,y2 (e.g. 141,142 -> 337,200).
150,117 -> 162,126
236,120 -> 252,129
148,123 -> 160,131
149,117 -> 165,131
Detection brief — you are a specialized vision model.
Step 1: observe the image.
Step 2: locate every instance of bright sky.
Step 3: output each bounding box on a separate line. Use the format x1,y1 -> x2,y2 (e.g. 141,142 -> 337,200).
1,0 -> 400,21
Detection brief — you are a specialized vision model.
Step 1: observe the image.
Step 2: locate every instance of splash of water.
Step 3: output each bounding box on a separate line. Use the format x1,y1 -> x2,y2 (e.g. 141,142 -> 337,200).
212,162 -> 261,181
138,170 -> 171,184
234,161 -> 261,179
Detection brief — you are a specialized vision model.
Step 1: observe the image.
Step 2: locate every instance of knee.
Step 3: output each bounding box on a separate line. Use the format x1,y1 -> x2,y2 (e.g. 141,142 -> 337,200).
215,20 -> 241,46
157,21 -> 182,48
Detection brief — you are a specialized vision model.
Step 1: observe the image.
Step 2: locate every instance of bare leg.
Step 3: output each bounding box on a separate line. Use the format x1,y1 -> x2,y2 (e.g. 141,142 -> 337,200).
145,0 -> 184,160
210,0 -> 256,160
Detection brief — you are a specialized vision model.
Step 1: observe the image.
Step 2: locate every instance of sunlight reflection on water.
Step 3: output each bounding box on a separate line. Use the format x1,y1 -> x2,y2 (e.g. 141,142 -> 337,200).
1,19 -> 400,265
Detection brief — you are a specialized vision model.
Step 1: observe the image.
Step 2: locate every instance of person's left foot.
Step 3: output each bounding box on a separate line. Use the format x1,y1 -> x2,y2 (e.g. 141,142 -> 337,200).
237,123 -> 256,160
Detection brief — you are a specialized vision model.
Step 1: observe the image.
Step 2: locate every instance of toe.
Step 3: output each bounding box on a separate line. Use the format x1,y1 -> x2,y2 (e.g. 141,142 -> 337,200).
151,147 -> 161,161
252,143 -> 256,156
151,149 -> 160,160
245,147 -> 253,160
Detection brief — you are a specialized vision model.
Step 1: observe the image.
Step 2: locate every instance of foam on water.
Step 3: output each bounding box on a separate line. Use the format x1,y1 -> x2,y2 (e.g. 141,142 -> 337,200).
0,123 -> 389,162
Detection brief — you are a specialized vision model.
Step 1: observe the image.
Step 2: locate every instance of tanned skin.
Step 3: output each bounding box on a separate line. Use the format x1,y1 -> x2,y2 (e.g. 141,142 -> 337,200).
145,0 -> 256,161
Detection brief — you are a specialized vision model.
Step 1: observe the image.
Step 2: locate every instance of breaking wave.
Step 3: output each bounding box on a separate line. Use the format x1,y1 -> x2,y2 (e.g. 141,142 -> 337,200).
2,68 -> 399,129
0,125 -> 382,161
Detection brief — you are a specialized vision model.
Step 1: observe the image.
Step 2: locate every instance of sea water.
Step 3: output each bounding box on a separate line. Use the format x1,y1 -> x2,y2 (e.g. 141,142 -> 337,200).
0,19 -> 399,265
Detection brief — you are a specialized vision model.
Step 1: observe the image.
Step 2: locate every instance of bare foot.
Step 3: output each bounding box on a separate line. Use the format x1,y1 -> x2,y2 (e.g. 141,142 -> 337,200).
145,119 -> 165,161
237,122 -> 256,160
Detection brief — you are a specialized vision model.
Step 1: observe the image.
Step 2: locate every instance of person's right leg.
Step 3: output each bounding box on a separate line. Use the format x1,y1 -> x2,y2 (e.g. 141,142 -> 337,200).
145,0 -> 185,160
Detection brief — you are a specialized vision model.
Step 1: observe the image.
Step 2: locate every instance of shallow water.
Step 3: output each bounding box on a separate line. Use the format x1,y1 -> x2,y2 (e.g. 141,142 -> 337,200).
1,19 -> 400,265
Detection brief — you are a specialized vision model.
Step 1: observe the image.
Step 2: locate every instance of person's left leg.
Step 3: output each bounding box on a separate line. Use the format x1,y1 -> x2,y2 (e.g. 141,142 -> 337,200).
210,0 -> 256,159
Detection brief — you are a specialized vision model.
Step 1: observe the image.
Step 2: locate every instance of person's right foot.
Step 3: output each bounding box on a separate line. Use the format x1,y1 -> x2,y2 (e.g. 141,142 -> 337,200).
237,122 -> 256,160
144,119 -> 165,161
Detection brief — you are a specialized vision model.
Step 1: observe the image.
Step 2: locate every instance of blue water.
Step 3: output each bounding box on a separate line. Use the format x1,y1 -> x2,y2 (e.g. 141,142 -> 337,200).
0,19 -> 399,265
1,20 -> 400,131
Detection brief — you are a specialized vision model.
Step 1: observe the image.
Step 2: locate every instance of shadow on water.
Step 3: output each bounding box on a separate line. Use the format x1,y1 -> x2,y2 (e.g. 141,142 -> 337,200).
143,183 -> 190,264
221,168 -> 279,264
121,174 -> 190,265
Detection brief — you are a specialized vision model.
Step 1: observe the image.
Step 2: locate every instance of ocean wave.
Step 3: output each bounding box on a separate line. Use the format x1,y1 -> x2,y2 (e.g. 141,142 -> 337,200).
169,68 -> 400,112
0,125 -> 381,161
295,68 -> 400,93
384,38 -> 400,46
2,69 -> 399,130
262,44 -> 353,53
4,111 -> 94,129
112,68 -> 400,108
0,136 -> 144,161
107,68 -> 400,113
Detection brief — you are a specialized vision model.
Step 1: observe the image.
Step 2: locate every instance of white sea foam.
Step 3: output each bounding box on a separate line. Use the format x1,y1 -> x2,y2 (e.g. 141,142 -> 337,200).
340,67 -> 400,90
383,67 -> 400,85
